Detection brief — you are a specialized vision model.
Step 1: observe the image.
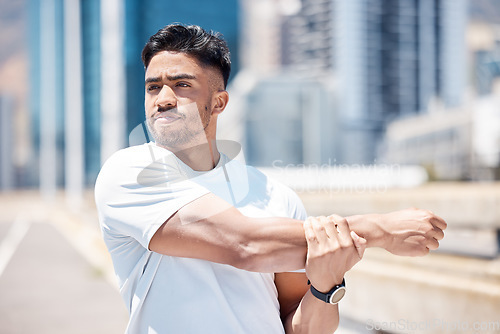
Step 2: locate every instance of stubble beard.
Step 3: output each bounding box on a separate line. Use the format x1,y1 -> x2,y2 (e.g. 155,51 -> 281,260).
146,103 -> 212,150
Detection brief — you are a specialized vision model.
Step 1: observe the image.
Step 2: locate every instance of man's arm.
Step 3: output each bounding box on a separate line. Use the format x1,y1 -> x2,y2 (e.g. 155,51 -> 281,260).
277,215 -> 367,334
276,272 -> 335,334
275,211 -> 447,333
149,193 -> 307,272
345,208 -> 447,256
149,194 -> 447,273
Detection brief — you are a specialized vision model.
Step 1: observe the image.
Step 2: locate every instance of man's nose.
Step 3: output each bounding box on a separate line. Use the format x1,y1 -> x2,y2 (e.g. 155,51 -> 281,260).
156,85 -> 176,107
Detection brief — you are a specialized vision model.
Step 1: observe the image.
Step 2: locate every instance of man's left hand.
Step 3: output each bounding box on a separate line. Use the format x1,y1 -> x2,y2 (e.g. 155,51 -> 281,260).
304,215 -> 367,292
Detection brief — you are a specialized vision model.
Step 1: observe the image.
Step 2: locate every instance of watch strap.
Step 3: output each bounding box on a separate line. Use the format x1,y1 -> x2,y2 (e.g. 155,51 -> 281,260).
309,278 -> 346,304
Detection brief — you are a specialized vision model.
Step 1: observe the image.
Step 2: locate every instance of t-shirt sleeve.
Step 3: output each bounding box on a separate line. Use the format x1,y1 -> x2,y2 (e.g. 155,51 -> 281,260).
95,146 -> 210,249
277,182 -> 308,273
290,193 -> 308,272
287,190 -> 308,221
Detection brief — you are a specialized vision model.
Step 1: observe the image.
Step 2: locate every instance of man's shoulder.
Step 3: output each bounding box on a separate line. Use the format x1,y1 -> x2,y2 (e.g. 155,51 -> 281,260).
246,165 -> 293,194
96,144 -> 162,191
99,143 -> 173,175
243,165 -> 307,219
245,165 -> 303,205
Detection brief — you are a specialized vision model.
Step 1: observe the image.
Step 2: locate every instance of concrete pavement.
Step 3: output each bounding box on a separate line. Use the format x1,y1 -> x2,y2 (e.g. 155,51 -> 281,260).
0,191 -> 128,334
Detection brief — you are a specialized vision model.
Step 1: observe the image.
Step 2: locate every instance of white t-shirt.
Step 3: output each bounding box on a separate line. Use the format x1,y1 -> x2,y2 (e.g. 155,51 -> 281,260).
95,143 -> 307,334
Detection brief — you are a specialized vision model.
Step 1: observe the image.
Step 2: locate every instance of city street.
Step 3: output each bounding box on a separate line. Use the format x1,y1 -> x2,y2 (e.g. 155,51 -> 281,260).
0,193 -> 128,334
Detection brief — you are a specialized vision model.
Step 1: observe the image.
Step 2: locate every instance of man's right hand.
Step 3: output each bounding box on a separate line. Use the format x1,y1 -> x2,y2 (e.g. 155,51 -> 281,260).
370,208 -> 447,256
304,215 -> 367,293
345,208 -> 447,257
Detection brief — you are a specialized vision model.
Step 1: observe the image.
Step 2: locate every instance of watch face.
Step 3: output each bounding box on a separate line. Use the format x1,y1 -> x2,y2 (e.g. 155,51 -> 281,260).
329,287 -> 346,304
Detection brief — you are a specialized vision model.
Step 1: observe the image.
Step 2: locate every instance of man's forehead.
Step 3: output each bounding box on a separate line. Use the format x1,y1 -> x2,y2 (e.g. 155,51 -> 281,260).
144,51 -> 224,88
146,51 -> 190,72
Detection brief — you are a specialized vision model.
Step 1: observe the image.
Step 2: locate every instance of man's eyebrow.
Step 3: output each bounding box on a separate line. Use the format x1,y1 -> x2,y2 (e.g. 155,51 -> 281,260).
145,74 -> 196,85
145,76 -> 161,85
167,74 -> 196,81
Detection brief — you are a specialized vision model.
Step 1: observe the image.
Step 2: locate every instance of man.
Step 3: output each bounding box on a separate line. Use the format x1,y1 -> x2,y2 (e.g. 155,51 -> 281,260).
95,24 -> 446,333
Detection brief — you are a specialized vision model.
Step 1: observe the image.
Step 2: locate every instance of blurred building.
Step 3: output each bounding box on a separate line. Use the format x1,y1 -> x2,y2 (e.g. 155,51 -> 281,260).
382,5 -> 500,181
243,74 -> 336,166
28,0 -> 239,196
239,0 -> 286,74
383,96 -> 500,181
383,103 -> 473,181
0,0 -> 31,189
469,21 -> 500,96
237,0 -> 468,166
0,94 -> 14,190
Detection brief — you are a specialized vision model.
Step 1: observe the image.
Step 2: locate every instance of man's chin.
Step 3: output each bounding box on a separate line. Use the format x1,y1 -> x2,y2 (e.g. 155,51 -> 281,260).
153,132 -> 188,148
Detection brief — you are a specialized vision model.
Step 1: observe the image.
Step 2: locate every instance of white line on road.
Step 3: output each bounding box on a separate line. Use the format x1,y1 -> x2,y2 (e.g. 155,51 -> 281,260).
0,215 -> 31,277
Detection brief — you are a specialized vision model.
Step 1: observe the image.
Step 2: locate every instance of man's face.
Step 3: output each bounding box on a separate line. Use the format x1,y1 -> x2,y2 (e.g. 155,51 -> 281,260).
144,51 -> 219,149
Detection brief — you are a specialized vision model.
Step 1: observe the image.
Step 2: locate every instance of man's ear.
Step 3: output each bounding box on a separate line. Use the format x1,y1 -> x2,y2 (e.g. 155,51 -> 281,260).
212,90 -> 229,115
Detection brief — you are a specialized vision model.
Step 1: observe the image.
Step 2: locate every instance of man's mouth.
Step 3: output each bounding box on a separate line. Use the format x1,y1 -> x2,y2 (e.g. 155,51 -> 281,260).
154,111 -> 182,124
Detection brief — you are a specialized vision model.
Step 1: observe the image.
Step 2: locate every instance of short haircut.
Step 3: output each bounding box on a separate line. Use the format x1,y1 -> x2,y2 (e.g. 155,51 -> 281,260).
141,23 -> 231,88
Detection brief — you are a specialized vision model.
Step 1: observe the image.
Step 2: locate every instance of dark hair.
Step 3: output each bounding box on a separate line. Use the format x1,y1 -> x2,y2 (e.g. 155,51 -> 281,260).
142,24 -> 231,88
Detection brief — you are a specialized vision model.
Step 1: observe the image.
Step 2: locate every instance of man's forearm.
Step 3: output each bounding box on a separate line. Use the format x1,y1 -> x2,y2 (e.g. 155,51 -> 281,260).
345,213 -> 386,248
244,213 -> 385,272
241,213 -> 382,272
236,216 -> 307,272
283,290 -> 339,334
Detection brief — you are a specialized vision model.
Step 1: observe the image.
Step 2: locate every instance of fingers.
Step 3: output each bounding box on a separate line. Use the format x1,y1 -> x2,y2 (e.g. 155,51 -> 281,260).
412,209 -> 447,248
417,208 -> 448,233
304,218 -> 317,245
430,213 -> 447,231
305,215 -> 364,289
323,215 -> 340,238
422,211 -> 446,248
429,225 -> 445,240
306,215 -> 364,254
351,231 -> 367,258
427,213 -> 446,252
310,215 -> 361,252
329,214 -> 347,234
426,236 -> 440,250
312,216 -> 331,245
332,216 -> 354,247
419,228 -> 441,253
309,215 -> 343,245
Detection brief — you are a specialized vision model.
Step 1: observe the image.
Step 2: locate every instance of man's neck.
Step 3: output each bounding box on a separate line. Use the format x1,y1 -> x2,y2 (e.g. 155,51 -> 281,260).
161,140 -> 220,171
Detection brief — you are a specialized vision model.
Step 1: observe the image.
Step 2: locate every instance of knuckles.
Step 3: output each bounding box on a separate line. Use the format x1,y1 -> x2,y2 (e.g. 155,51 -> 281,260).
420,222 -> 435,235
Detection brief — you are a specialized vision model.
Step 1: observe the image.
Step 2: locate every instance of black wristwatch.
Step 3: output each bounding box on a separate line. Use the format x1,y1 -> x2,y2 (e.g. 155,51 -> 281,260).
309,278 -> 346,304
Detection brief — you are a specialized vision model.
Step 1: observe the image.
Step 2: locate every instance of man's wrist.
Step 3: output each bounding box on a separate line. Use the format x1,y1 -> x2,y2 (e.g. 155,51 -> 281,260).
309,278 -> 346,304
307,277 -> 345,294
346,213 -> 386,248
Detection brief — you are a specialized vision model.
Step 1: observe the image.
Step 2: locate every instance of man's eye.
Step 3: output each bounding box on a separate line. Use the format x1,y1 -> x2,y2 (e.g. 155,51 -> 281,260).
147,85 -> 160,91
176,82 -> 190,88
